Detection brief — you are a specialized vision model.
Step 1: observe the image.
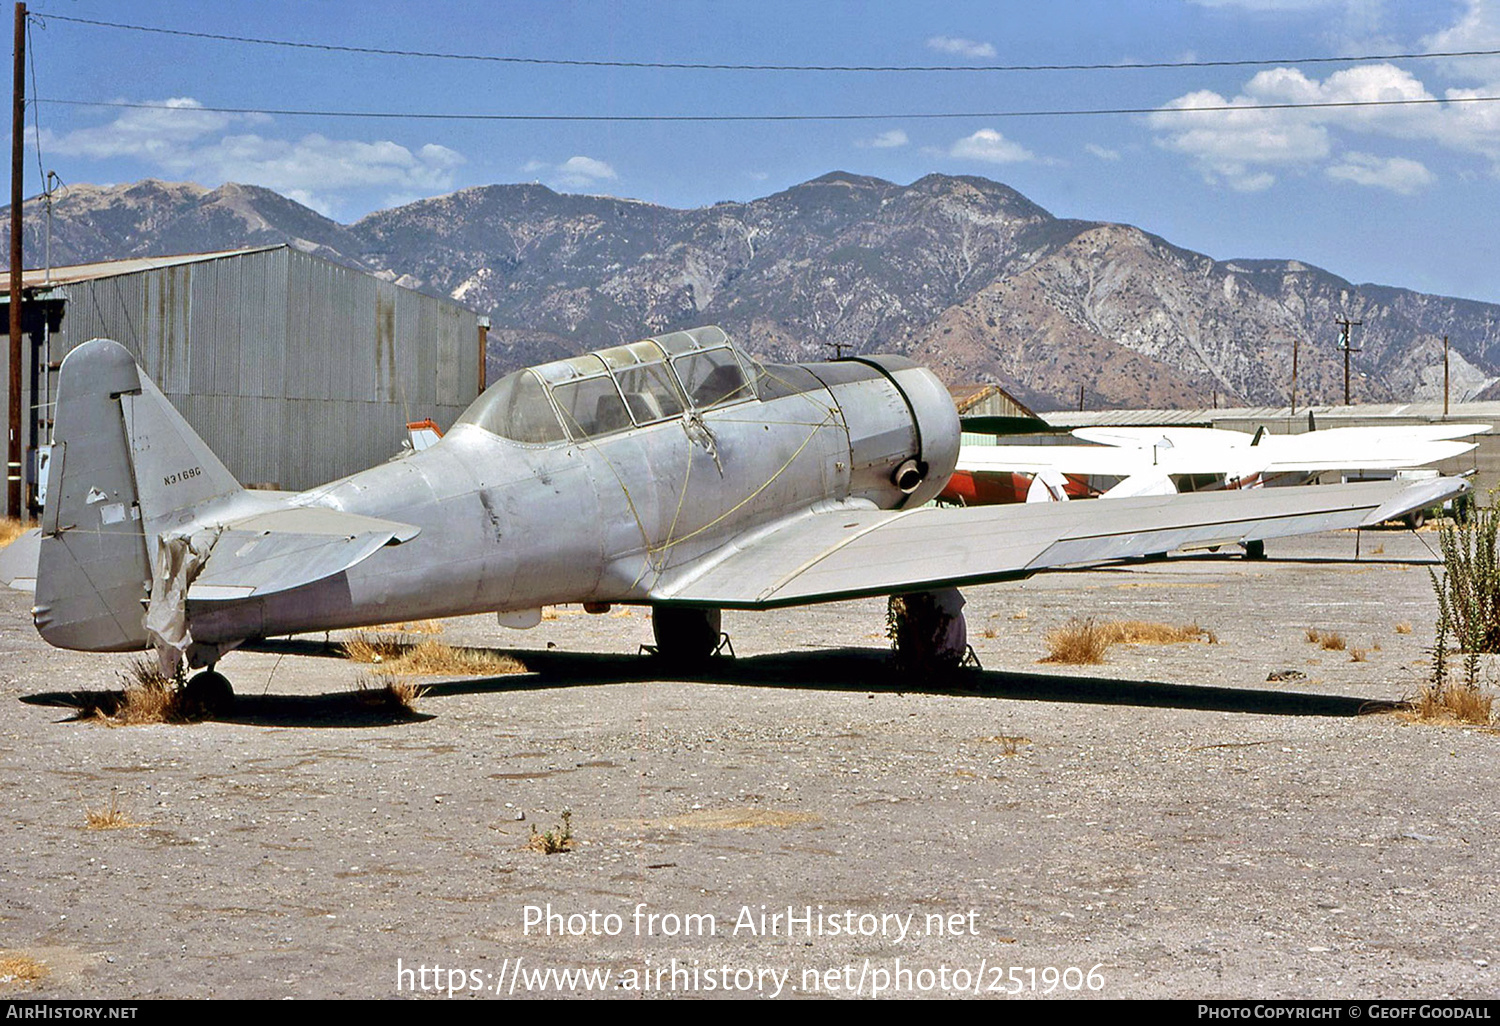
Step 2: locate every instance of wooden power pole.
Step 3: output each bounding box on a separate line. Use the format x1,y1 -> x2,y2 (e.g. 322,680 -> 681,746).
7,1 -> 24,518
1335,316 -> 1361,406
1444,335 -> 1450,416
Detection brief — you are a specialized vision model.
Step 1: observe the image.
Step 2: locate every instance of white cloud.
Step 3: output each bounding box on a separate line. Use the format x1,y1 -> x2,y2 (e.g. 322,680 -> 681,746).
38,97 -> 465,216
555,156 -> 618,189
1325,151 -> 1436,192
521,155 -> 619,192
1150,48 -> 1500,189
926,35 -> 996,59
1422,0 -> 1500,81
1084,143 -> 1121,161
949,128 -> 1035,164
858,129 -> 909,149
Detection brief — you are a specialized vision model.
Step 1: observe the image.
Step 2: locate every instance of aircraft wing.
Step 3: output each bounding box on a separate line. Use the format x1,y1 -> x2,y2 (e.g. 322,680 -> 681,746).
650,477 -> 1463,609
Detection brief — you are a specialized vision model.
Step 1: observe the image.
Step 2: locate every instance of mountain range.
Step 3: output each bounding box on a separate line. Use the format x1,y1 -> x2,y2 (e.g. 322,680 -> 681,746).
8,172 -> 1500,411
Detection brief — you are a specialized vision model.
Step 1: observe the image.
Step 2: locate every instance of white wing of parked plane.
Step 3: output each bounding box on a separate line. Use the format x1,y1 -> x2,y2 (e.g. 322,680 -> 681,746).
651,477 -> 1463,608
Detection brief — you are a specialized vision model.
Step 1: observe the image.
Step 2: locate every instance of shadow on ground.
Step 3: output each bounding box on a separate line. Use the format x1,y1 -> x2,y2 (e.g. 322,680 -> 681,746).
20,645 -> 1400,727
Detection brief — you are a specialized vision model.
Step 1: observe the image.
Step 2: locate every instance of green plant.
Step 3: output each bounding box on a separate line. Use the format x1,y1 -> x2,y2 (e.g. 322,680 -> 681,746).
529,809 -> 574,854
1429,501 -> 1500,692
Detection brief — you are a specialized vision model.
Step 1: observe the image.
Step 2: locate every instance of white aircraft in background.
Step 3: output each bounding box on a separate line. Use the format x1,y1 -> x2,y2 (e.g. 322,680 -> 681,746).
943,424 -> 1486,511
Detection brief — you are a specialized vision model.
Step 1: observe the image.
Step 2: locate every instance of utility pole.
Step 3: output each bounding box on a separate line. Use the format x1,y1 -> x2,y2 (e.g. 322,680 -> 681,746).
1290,337 -> 1299,416
1443,335 -> 1450,417
1335,316 -> 1361,406
7,2 -> 24,519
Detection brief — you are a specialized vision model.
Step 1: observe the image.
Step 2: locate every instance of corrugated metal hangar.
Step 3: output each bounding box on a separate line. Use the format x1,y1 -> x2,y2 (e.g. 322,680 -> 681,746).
0,244 -> 486,514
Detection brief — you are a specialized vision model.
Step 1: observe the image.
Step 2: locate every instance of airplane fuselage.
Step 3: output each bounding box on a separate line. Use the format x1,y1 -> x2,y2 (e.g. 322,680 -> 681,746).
187,354 -> 960,645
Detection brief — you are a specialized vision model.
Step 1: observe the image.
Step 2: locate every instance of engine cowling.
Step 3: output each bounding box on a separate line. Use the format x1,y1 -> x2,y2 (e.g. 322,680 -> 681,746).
805,356 -> 960,510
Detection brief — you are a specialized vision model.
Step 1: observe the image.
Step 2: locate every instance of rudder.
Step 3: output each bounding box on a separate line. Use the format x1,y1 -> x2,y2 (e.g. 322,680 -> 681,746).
34,338 -> 241,652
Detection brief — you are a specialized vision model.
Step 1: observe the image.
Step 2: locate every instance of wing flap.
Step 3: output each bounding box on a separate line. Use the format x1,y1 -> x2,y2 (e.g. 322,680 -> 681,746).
653,479 -> 1465,608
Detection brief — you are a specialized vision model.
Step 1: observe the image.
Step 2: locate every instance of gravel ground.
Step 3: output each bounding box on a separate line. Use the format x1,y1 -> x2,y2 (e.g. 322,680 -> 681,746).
0,528 -> 1494,1000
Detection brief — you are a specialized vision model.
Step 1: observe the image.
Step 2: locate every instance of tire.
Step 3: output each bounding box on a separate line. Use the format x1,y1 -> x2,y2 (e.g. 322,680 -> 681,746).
184,670 -> 234,717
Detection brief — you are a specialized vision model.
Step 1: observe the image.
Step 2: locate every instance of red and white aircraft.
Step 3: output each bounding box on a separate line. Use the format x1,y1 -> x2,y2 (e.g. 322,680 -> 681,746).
941,423 -> 1487,506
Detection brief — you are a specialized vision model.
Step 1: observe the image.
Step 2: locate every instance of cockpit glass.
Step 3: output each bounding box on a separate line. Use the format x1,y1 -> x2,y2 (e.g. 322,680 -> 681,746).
671,347 -> 754,408
455,369 -> 567,444
551,374 -> 633,439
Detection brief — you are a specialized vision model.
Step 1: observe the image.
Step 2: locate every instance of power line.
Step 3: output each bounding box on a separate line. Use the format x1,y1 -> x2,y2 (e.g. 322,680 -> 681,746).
35,93 -> 1500,123
36,12 -> 1500,74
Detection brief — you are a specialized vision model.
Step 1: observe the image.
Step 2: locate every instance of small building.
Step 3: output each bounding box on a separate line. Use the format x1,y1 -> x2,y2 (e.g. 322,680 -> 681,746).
0,245 -> 486,514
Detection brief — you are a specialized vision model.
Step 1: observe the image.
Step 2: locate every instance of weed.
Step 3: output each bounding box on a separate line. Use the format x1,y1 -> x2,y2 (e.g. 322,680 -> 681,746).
93,657 -> 189,725
353,672 -> 427,714
373,619 -> 444,634
341,634 -> 525,677
1040,618 -> 1110,664
0,953 -> 49,989
986,734 -> 1033,756
529,809 -> 574,854
84,794 -> 139,830
1041,618 -> 1215,664
981,626 -> 998,639
1430,502 -> 1500,689
1405,682 -> 1495,726
1305,627 -> 1322,643
1349,647 -> 1369,663
1395,622 -> 1412,635
1318,632 -> 1347,652
0,517 -> 31,549
1372,542 -> 1385,555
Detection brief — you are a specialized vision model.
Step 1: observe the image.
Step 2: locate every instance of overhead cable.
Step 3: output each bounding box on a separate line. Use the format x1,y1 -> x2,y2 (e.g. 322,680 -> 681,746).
37,13 -> 1500,74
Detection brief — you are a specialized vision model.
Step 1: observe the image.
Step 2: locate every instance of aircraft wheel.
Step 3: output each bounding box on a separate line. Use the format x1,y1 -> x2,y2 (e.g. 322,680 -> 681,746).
651,606 -> 722,665
888,588 -> 968,670
1405,509 -> 1426,530
183,670 -> 235,718
1243,540 -> 1266,560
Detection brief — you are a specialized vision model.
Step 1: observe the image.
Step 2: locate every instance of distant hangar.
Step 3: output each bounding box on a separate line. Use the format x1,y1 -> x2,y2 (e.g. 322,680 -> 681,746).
0,244 -> 486,515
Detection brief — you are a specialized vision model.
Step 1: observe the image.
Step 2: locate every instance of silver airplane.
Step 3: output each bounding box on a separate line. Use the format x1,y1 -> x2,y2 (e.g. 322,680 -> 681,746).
31,326 -> 1463,710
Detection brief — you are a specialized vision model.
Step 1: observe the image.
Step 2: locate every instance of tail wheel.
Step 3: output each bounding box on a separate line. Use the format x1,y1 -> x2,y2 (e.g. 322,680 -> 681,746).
184,671 -> 234,717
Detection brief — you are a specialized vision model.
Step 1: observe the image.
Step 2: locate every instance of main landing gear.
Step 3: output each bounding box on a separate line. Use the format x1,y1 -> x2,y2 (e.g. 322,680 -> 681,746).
888,587 -> 978,671
645,606 -> 733,665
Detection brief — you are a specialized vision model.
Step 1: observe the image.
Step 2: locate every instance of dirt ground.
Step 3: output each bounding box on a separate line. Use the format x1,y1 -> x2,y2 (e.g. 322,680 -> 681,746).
0,528 -> 1494,1000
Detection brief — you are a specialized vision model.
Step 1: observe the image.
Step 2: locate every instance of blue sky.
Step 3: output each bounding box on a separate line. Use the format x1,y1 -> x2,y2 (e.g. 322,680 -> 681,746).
21,0 -> 1500,303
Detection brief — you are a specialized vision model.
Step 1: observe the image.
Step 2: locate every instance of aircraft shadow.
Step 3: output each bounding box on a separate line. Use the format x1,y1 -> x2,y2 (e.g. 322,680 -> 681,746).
19,688 -> 434,728
18,646 -> 1399,727
426,647 -> 1402,718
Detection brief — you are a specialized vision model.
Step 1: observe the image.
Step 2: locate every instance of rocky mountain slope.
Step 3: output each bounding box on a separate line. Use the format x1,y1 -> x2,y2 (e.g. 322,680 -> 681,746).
8,173 -> 1499,411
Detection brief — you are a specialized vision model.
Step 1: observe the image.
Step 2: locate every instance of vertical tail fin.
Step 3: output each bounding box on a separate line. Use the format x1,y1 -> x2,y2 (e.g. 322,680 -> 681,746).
34,338 -> 241,652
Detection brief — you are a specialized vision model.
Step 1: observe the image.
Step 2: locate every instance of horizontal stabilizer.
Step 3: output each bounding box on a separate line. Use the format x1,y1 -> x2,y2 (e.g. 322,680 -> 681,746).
187,506 -> 420,601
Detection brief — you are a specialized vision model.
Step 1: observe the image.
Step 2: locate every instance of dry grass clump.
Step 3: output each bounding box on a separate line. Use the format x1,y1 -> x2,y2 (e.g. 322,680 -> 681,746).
1305,629 -> 1347,651
84,794 -> 140,830
529,810 -> 574,854
1395,622 -> 1413,635
0,517 -> 31,549
341,634 -> 525,677
1406,683 -> 1495,726
1104,620 -> 1216,645
0,952 -> 49,989
1349,647 -> 1369,663
353,672 -> 427,713
373,619 -> 444,634
95,656 -> 189,725
1040,618 -> 1215,664
1040,619 -> 1111,664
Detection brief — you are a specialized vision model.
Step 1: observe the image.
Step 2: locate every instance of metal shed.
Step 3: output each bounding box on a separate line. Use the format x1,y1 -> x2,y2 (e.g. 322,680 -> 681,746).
1,245 -> 485,513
